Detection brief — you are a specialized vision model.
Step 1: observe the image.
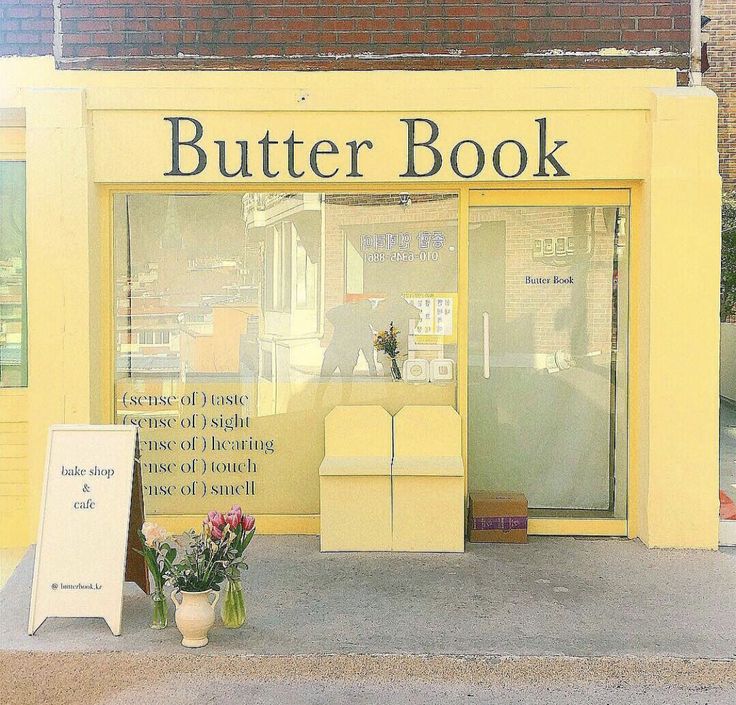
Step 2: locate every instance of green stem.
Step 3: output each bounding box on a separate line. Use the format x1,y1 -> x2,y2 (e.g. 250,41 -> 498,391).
221,576 -> 246,629
150,587 -> 168,629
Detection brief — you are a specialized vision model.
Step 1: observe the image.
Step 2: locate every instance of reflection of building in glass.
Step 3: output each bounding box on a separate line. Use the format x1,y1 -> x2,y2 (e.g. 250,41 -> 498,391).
113,192 -> 461,515
485,206 -> 616,357
324,194 -> 458,379
241,193 -> 324,386
467,205 -> 625,512
114,192 -> 461,386
110,192 -> 631,518
115,194 -> 255,379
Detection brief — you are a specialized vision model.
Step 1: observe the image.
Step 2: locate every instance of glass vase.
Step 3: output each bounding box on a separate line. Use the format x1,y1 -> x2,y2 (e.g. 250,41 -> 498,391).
150,587 -> 168,629
390,357 -> 402,381
221,575 -> 246,629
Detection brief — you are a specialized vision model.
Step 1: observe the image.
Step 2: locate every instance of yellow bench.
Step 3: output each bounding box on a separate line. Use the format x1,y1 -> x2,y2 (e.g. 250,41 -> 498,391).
392,406 -> 465,552
319,405 -> 393,552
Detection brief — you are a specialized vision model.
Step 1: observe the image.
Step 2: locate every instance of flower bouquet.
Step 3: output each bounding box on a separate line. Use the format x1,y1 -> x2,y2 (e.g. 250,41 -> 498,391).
137,504 -> 256,643
138,522 -> 177,629
204,506 -> 256,628
374,321 -> 402,380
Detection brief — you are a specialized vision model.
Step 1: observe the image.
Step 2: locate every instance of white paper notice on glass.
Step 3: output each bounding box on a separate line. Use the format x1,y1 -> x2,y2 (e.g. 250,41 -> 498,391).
28,425 -> 138,636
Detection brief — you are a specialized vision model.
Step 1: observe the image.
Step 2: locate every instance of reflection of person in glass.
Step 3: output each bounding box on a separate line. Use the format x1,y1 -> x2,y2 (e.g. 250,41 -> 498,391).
320,300 -> 377,378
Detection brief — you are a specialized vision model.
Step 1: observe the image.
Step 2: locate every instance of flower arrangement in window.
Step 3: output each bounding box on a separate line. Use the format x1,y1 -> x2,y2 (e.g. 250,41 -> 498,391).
374,321 -> 402,380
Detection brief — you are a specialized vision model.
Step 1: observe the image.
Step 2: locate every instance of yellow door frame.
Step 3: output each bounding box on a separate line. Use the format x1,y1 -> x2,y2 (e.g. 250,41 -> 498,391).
464,186 -> 633,537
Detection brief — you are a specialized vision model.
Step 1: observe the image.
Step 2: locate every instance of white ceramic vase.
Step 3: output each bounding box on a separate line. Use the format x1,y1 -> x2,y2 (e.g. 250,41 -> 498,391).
171,589 -> 219,648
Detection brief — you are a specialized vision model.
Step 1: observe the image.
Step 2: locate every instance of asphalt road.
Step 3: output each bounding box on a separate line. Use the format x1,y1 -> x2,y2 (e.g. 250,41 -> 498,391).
3,652 -> 736,705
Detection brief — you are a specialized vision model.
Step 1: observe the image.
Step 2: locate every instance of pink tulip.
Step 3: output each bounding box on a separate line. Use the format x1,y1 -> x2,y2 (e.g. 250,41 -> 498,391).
241,514 -> 255,532
224,505 -> 243,530
207,510 -> 225,528
204,510 -> 227,540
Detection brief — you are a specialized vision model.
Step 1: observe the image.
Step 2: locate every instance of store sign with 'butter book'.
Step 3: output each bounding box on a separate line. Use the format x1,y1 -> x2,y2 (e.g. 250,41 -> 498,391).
28,426 -> 146,636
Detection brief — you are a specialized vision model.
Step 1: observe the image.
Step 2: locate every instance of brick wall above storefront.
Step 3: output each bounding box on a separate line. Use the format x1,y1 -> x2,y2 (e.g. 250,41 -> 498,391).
1,1 -> 692,74
704,0 -> 736,191
0,0 -> 53,57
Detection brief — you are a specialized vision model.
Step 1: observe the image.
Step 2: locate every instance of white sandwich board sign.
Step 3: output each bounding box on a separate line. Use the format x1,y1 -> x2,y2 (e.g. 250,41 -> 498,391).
28,425 -> 138,636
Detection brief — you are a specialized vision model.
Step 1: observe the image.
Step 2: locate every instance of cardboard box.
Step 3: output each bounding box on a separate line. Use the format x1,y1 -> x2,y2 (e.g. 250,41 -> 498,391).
468,491 -> 528,543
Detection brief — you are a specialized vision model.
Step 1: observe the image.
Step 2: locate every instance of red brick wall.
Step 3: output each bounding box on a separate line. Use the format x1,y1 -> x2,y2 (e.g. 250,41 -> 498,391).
0,0 -> 53,57
704,0 -> 736,191
1,0 -> 692,73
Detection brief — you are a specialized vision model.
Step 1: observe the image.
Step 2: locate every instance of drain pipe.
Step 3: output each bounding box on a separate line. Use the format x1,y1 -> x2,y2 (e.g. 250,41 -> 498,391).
690,0 -> 702,86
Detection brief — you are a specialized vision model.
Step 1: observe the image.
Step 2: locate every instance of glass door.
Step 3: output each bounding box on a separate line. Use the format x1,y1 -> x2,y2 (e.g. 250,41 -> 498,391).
468,191 -> 629,522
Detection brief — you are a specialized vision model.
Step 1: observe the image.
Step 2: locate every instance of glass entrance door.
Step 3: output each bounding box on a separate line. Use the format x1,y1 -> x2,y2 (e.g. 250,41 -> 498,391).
468,192 -> 628,520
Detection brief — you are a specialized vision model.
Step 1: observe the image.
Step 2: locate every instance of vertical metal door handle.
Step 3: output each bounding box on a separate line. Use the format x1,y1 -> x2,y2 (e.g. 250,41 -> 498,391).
483,312 -> 490,379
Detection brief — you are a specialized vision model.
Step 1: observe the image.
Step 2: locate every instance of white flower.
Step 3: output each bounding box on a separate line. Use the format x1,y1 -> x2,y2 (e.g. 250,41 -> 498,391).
142,522 -> 169,547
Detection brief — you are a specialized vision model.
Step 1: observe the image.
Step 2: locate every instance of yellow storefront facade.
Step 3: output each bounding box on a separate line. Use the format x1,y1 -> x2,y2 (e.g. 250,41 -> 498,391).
0,57 -> 722,552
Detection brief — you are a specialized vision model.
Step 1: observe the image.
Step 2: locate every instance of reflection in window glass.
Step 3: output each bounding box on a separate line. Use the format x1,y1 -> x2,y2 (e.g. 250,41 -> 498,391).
467,204 -> 628,518
114,193 -> 458,516
0,162 -> 27,388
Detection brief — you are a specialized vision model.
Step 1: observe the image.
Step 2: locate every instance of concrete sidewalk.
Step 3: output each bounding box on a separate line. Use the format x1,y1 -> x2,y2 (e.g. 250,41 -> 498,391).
3,537 -> 736,704
1,536 -> 735,658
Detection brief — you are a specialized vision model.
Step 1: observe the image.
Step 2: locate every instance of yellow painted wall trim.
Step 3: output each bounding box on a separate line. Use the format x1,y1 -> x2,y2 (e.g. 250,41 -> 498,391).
528,518 -> 628,537
154,514 -> 320,536
637,87 -> 721,550
0,56 -> 678,111
469,188 -> 631,207
155,515 -> 625,538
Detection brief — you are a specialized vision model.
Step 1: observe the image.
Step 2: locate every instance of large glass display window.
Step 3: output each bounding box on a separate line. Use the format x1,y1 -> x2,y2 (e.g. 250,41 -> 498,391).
113,192 -> 459,516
